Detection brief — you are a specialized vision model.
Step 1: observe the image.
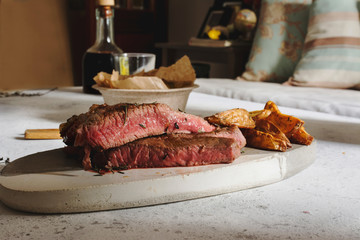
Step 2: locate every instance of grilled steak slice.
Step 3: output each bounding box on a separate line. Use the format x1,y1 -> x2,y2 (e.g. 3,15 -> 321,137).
90,126 -> 245,171
60,103 -> 216,150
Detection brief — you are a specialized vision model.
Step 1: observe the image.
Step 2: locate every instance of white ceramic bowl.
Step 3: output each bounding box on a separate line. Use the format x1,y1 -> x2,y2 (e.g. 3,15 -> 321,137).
93,84 -> 198,111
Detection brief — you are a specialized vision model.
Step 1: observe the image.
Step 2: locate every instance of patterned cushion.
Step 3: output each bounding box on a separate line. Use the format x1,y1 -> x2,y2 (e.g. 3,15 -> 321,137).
238,0 -> 311,83
287,0 -> 360,89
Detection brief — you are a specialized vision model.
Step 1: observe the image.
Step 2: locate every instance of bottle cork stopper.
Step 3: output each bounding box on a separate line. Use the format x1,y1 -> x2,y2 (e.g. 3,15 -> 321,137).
97,0 -> 115,6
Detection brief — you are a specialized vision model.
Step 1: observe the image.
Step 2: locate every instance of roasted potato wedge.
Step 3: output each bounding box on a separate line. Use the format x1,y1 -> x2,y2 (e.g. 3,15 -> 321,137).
241,128 -> 289,152
254,119 -> 292,148
205,108 -> 255,129
249,109 -> 272,121
240,118 -> 292,152
263,101 -> 304,138
289,126 -> 314,145
263,101 -> 313,145
204,101 -> 313,152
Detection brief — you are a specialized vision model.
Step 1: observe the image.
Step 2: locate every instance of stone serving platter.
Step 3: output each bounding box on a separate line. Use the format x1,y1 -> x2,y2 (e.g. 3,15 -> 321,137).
0,142 -> 316,214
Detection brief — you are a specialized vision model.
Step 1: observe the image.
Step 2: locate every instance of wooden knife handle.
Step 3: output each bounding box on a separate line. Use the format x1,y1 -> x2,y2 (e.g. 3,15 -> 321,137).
25,129 -> 62,139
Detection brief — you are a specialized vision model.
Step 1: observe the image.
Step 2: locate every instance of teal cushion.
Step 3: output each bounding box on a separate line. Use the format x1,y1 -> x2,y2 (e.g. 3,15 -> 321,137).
287,0 -> 360,89
238,0 -> 311,83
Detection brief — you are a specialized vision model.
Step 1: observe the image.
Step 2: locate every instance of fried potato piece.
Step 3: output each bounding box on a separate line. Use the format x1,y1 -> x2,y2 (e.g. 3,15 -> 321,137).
254,119 -> 292,148
290,126 -> 314,145
241,128 -> 289,152
249,109 -> 271,120
205,108 -> 256,129
263,101 -> 313,145
155,55 -> 196,88
240,118 -> 292,152
204,101 -> 313,152
263,101 -> 303,138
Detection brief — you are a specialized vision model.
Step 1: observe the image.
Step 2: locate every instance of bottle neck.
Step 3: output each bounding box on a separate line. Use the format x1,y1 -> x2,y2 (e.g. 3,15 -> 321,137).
96,6 -> 115,44
88,6 -> 122,53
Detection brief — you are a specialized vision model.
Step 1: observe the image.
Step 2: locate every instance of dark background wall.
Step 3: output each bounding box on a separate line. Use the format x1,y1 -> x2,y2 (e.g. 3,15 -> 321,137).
0,0 -> 213,90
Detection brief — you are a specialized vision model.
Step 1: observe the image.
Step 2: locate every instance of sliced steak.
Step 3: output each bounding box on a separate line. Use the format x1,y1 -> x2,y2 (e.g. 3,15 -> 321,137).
60,103 -> 216,150
90,126 -> 245,171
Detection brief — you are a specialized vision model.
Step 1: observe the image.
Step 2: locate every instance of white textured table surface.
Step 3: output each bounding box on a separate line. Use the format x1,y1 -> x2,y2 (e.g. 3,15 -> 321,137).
1,87 -> 360,240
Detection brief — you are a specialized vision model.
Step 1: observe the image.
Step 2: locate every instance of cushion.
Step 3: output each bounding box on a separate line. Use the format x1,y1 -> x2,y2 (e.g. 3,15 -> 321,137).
287,0 -> 360,89
195,78 -> 360,118
238,0 -> 312,83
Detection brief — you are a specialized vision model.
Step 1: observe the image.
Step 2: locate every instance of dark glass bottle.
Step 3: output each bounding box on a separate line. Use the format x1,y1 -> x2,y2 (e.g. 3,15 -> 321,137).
82,0 -> 123,94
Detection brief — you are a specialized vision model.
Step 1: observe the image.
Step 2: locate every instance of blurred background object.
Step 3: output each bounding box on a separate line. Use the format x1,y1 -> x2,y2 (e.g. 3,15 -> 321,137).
81,0 -> 123,94
69,0 -> 168,87
0,0 -> 73,90
234,9 -> 257,40
0,0 -> 258,90
0,0 -> 169,90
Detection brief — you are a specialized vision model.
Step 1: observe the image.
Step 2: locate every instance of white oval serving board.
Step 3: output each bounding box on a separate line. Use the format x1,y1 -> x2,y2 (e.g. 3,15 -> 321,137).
0,142 -> 316,214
